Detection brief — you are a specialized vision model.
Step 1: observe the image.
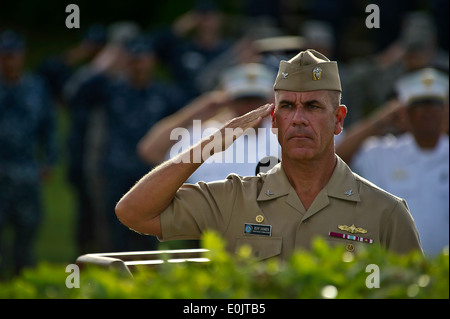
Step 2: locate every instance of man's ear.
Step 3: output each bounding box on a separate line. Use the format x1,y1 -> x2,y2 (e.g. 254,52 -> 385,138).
334,104 -> 347,135
271,107 -> 278,135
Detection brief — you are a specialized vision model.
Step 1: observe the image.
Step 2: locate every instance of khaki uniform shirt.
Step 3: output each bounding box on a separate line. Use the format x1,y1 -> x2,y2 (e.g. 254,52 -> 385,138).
159,156 -> 422,260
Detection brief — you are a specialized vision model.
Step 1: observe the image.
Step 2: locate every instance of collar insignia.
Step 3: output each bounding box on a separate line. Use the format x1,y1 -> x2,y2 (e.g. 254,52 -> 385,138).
344,189 -> 354,196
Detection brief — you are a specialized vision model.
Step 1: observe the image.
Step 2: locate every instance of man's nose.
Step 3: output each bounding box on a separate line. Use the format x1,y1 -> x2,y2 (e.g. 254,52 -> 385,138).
291,107 -> 309,126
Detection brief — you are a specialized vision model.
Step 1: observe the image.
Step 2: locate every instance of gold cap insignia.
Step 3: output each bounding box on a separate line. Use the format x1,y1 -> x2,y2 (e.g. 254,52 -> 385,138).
312,66 -> 322,81
247,72 -> 257,82
338,224 -> 367,234
421,72 -> 434,87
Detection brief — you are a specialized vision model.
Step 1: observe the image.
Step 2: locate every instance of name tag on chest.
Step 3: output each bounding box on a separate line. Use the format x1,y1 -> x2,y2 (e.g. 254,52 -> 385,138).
244,223 -> 272,236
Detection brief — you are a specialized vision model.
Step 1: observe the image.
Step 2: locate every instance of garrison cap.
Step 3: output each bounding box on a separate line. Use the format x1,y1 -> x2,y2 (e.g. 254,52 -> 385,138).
395,68 -> 449,105
273,49 -> 341,92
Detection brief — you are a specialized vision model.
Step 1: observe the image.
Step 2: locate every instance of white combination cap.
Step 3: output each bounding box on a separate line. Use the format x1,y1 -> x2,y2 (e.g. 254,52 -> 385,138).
220,63 -> 276,100
395,68 -> 449,105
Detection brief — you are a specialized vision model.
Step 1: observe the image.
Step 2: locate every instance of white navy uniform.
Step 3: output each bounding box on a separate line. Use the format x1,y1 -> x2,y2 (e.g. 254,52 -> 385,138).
352,132 -> 449,255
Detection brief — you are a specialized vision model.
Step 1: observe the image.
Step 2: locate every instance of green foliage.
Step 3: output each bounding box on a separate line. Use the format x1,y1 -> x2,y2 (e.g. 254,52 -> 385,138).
1,231 -> 448,299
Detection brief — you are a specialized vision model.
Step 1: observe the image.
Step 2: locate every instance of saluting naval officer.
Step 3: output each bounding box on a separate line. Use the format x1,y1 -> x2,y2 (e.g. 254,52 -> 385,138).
116,49 -> 422,260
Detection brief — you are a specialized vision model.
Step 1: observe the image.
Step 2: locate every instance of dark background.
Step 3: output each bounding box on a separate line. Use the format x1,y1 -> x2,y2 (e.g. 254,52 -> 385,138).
1,0 -> 448,68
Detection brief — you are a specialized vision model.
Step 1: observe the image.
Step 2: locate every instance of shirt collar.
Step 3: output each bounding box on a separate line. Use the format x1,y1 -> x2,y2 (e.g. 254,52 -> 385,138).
326,156 -> 360,202
257,163 -> 290,201
257,156 -> 360,203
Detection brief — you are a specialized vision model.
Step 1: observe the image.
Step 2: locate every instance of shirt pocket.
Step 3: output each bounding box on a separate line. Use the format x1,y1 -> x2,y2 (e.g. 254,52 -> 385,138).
235,236 -> 282,260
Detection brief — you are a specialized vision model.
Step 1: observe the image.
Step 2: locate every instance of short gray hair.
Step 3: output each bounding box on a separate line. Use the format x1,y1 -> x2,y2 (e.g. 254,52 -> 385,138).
328,90 -> 342,109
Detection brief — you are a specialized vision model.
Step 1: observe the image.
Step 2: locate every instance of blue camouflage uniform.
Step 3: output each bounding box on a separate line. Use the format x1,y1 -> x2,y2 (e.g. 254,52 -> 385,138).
37,24 -> 106,103
72,70 -> 185,251
37,25 -> 106,255
0,62 -> 56,274
153,3 -> 230,101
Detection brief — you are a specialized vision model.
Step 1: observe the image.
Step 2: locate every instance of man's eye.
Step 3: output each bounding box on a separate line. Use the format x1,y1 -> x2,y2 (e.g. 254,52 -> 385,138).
280,104 -> 292,109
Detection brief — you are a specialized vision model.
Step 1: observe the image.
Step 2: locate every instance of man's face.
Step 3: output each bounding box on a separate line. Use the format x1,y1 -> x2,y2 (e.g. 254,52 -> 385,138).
406,99 -> 446,139
127,52 -> 156,83
272,89 -> 346,161
196,11 -> 222,35
0,51 -> 24,81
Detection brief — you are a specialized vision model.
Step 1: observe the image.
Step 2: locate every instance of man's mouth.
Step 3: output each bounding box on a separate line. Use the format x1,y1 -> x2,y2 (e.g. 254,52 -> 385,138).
288,134 -> 311,140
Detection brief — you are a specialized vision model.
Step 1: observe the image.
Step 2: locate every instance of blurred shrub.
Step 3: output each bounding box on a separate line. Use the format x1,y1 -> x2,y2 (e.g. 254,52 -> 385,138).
1,231 -> 448,299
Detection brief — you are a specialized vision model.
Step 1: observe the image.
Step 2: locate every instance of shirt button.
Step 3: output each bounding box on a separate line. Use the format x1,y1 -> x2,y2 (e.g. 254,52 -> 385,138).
346,244 -> 355,252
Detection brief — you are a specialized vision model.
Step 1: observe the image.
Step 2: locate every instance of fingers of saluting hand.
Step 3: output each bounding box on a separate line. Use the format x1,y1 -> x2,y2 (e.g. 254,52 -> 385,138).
254,102 -> 275,119
213,104 -> 274,154
228,103 -> 275,130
